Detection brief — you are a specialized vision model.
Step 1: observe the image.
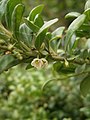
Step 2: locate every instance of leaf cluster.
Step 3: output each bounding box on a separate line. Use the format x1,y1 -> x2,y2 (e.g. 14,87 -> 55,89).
0,0 -> 90,96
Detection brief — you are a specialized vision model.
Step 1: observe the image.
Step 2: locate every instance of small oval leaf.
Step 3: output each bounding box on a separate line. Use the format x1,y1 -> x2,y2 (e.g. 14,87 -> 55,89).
11,4 -> 25,39
19,23 -> 33,47
34,14 -> 44,27
35,18 -> 58,49
50,27 -> 65,52
65,14 -> 86,51
0,54 -> 16,73
0,0 -> 7,20
65,12 -> 81,19
84,0 -> 90,10
84,8 -> 90,20
24,18 -> 39,33
29,4 -> 44,21
5,0 -> 22,29
68,14 -> 86,31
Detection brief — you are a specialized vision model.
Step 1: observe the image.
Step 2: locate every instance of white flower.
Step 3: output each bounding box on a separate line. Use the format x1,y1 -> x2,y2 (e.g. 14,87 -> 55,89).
41,58 -> 48,67
31,58 -> 48,69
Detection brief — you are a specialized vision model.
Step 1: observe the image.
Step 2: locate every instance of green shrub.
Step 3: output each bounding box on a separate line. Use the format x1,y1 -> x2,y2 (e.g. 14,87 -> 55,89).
0,66 -> 90,120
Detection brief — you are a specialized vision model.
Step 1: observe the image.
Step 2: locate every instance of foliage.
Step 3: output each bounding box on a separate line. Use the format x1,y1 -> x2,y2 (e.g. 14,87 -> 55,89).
0,66 -> 90,120
0,0 -> 90,96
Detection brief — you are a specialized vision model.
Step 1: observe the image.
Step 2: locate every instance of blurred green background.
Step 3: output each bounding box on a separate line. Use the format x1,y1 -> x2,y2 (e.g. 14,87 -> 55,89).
0,0 -> 90,120
23,0 -> 85,27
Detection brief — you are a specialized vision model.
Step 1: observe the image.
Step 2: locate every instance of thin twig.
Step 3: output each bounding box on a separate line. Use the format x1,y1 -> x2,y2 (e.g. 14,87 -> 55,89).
42,70 -> 90,90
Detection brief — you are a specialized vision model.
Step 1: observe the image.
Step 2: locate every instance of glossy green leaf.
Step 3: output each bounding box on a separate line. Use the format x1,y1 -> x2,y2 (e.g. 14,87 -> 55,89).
84,8 -> 90,20
5,0 -> 22,29
29,4 -> 44,21
65,30 -> 74,51
84,0 -> 90,10
35,29 -> 47,49
37,18 -> 58,36
0,0 -> 7,20
0,54 -> 17,73
68,14 -> 86,31
52,27 -> 65,38
24,18 -> 39,33
53,62 -> 76,74
11,4 -> 25,39
35,18 -> 58,49
80,49 -> 89,59
71,37 -> 79,50
65,12 -> 81,19
76,30 -> 90,38
75,64 -> 86,74
45,32 -> 52,49
78,23 -> 90,31
61,65 -> 76,74
76,23 -> 90,38
85,38 -> 90,49
34,14 -> 44,27
49,27 -> 65,52
19,23 -> 33,48
46,32 -> 52,40
65,14 -> 86,51
80,75 -> 90,97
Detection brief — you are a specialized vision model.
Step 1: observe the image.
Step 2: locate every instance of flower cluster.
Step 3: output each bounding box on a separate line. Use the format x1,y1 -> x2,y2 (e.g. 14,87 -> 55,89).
31,58 -> 48,69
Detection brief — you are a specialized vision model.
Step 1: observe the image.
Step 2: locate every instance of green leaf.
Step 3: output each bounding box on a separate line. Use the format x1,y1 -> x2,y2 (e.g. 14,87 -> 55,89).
85,38 -> 90,49
65,12 -> 81,19
44,32 -> 52,49
49,27 -> 65,52
65,30 -> 74,51
0,32 -> 10,40
53,62 -> 63,73
29,4 -> 44,21
80,75 -> 90,97
34,14 -> 44,27
46,32 -> 52,40
0,54 -> 17,73
0,0 -> 7,20
68,14 -> 86,31
11,4 -> 25,39
53,62 -> 76,74
5,0 -> 22,29
75,64 -> 86,74
19,23 -> 33,48
68,34 -> 76,51
84,8 -> 90,20
71,37 -> 79,50
24,18 -> 39,33
84,0 -> 90,10
76,23 -> 90,38
35,18 -> 58,49
80,49 -> 89,59
37,18 -> 58,36
35,29 -> 47,49
52,27 -> 65,38
79,23 -> 90,31
65,14 -> 86,51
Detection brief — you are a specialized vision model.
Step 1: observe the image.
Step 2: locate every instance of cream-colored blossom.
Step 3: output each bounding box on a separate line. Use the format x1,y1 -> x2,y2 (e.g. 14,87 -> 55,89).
31,58 -> 48,69
41,58 -> 48,67
31,58 -> 43,69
